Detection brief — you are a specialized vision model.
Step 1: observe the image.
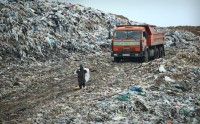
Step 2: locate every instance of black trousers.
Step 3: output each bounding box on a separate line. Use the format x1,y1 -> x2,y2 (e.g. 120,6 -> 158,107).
78,78 -> 86,89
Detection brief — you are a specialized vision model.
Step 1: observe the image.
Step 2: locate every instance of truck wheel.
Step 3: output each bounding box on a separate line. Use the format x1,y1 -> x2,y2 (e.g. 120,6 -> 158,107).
159,47 -> 164,58
143,49 -> 149,62
154,47 -> 159,59
114,57 -> 121,62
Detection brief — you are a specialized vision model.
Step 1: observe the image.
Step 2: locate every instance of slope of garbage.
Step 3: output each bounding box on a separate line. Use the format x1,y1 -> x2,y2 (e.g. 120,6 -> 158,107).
0,0 -> 136,64
168,26 -> 200,37
0,0 -> 200,124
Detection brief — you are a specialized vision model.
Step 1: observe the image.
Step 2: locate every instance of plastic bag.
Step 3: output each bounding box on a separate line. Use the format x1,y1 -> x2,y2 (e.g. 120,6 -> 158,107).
84,68 -> 90,83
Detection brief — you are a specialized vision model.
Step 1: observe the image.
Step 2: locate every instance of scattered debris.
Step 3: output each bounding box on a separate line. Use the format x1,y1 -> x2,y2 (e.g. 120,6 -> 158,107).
0,0 -> 200,124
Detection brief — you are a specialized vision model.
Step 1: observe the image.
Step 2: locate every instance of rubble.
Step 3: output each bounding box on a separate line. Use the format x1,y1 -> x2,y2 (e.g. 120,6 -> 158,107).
0,0 -> 200,124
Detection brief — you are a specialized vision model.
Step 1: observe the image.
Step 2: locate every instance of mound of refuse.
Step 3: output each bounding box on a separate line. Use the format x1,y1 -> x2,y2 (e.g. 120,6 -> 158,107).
165,28 -> 200,47
1,1 -> 199,65
0,1 -> 200,124
0,0 -> 139,64
168,26 -> 200,36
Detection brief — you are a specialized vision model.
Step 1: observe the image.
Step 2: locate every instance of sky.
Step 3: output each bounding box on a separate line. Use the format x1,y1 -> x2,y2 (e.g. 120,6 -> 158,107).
62,0 -> 200,27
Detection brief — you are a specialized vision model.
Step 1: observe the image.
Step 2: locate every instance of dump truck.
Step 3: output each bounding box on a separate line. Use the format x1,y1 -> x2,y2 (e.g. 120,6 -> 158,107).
111,25 -> 165,62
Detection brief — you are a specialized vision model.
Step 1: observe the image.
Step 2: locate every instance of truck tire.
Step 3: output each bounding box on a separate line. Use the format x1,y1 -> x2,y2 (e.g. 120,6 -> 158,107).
114,57 -> 121,62
159,47 -> 164,58
154,47 -> 159,59
143,49 -> 149,62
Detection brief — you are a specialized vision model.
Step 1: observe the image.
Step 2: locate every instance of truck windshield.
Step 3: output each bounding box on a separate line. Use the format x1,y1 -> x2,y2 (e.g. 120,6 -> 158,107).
114,30 -> 141,39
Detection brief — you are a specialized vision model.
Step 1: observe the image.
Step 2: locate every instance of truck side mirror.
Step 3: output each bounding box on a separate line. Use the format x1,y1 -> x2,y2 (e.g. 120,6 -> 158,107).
143,32 -> 147,38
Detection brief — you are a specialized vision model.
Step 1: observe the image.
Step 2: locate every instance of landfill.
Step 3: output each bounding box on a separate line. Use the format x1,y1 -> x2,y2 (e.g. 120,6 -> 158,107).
0,0 -> 135,64
0,0 -> 200,124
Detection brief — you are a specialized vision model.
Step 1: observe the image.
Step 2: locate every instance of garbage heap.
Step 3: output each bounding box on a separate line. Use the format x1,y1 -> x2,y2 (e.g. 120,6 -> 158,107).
26,26 -> 199,123
0,0 -> 136,63
30,40 -> 200,124
165,28 -> 200,47
28,32 -> 199,124
1,0 -> 200,124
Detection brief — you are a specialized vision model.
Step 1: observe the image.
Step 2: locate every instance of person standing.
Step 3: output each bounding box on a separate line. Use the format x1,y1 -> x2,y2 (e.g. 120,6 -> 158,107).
76,64 -> 87,89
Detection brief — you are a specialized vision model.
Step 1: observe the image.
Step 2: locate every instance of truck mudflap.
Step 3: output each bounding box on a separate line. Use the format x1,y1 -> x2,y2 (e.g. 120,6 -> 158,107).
111,52 -> 144,57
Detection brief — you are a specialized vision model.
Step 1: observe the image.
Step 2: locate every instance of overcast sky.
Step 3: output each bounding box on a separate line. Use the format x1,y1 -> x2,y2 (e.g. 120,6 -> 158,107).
63,0 -> 200,27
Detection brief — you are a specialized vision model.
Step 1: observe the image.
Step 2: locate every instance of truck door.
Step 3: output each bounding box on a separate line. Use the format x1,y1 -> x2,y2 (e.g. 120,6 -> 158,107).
142,31 -> 147,50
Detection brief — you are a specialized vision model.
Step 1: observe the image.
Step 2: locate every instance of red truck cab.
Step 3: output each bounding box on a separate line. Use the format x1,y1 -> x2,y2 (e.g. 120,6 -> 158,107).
111,25 -> 165,62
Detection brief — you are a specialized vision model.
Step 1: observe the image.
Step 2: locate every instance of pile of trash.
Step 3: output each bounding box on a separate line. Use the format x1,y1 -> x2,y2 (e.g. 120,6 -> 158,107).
0,0 -> 137,64
168,26 -> 200,36
165,28 -> 200,47
0,0 -> 200,124
26,53 -> 199,124
27,41 -> 199,124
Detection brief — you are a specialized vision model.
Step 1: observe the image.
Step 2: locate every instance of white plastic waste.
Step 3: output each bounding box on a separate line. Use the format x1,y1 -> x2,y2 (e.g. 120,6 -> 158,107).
112,116 -> 126,121
84,68 -> 90,83
164,76 -> 175,83
159,65 -> 166,73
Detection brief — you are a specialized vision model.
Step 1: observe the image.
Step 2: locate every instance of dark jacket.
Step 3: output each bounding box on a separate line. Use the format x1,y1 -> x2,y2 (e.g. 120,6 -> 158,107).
76,68 -> 87,83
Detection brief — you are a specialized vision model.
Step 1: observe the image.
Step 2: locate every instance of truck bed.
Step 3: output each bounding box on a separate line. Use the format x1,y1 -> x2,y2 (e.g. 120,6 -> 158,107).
147,32 -> 165,46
